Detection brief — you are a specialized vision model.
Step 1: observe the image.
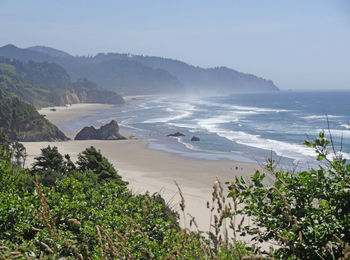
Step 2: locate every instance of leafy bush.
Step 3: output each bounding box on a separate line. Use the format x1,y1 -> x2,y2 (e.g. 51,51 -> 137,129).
0,145 -> 251,259
228,131 -> 350,259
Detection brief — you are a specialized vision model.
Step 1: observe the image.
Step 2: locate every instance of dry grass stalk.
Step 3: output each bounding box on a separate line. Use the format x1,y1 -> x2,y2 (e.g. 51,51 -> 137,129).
174,181 -> 185,212
125,216 -> 144,236
96,225 -> 104,256
273,187 -> 291,213
34,180 -> 58,238
241,255 -> 269,259
84,245 -> 90,258
175,181 -> 187,233
298,231 -> 302,243
67,218 -> 81,226
293,217 -> 298,229
40,242 -> 53,254
97,225 -> 118,258
277,234 -> 289,243
0,251 -> 5,260
9,251 -> 22,256
114,231 -> 126,243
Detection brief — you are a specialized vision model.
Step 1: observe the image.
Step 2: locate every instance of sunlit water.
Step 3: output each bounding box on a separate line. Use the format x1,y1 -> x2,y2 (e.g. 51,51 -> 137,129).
59,91 -> 350,168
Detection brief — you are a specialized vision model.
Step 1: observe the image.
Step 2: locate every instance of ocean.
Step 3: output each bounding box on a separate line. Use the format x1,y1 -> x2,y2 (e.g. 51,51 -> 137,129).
59,91 -> 350,169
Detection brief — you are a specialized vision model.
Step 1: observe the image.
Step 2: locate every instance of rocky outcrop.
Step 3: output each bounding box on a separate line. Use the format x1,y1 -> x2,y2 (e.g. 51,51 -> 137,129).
58,90 -> 80,106
167,132 -> 185,137
57,88 -> 124,106
75,120 -> 126,140
191,136 -> 200,141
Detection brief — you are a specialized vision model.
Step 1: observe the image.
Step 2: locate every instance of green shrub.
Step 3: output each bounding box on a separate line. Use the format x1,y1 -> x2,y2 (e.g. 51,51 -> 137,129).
1,145 -> 251,259
228,131 -> 350,259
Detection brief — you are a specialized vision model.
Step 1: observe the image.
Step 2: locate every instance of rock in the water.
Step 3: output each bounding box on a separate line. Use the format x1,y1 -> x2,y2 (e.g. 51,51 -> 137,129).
75,120 -> 126,140
167,132 -> 185,137
191,136 -> 200,141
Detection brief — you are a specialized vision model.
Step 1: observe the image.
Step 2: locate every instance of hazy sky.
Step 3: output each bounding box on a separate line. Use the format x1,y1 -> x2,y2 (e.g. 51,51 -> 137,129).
1,0 -> 350,90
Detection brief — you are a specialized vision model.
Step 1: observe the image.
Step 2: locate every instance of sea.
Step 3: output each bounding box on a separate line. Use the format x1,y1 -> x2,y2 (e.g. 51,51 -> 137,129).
59,91 -> 350,169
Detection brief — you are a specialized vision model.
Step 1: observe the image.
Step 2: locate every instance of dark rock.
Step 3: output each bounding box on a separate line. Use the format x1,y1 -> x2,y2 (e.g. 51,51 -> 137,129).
191,136 -> 200,141
167,132 -> 185,137
50,108 -> 56,111
75,126 -> 97,140
75,120 -> 126,140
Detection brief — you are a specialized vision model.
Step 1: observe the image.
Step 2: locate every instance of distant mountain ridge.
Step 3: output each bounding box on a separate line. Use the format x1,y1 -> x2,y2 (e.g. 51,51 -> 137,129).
92,53 -> 278,93
0,44 -> 279,94
28,45 -> 73,58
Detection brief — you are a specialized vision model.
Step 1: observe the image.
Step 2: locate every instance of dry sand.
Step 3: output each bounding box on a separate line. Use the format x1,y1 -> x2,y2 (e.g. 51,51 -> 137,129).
23,103 -> 266,237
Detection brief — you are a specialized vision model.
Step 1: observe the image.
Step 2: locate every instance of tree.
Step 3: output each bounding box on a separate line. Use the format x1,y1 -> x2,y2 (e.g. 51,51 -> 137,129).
31,146 -> 74,186
76,146 -> 127,186
64,154 -> 76,173
228,131 -> 350,259
0,129 -> 10,151
10,141 -> 27,167
32,146 -> 65,173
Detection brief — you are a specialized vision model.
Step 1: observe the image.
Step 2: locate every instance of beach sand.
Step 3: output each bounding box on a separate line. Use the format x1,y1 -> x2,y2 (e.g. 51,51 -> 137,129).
23,103 -> 266,238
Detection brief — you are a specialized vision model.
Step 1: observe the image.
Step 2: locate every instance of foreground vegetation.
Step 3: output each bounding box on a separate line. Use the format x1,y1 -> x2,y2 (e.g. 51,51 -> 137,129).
0,132 -> 349,259
0,145 -> 251,259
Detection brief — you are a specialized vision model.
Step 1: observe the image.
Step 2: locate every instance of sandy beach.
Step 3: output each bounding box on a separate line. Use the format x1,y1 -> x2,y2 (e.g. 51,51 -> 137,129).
23,103 -> 266,235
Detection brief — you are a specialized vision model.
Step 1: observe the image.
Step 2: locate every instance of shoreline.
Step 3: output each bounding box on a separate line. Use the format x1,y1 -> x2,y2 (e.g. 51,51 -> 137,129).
26,103 -> 266,233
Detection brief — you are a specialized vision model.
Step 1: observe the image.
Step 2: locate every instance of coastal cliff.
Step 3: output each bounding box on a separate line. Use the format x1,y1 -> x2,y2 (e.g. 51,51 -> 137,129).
0,93 -> 69,142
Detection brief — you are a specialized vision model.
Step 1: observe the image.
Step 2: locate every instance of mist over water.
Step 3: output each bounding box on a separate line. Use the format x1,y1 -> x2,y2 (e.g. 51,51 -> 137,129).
59,91 -> 350,168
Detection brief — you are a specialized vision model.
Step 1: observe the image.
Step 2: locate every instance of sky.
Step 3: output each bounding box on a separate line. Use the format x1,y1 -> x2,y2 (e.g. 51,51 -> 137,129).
0,0 -> 350,90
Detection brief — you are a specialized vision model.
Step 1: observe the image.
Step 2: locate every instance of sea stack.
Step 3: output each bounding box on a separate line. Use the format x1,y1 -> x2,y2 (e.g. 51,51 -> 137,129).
167,132 -> 185,137
191,136 -> 200,141
75,120 -> 126,140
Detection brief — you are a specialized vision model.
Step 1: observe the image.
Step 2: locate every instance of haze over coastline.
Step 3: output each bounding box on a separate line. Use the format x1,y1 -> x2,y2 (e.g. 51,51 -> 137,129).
1,0 -> 350,90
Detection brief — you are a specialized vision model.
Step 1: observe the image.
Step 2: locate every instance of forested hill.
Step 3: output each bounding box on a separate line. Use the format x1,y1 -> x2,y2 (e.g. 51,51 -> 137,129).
0,92 -> 68,141
93,53 -> 279,93
0,44 -> 184,95
0,57 -> 124,108
0,44 -> 279,94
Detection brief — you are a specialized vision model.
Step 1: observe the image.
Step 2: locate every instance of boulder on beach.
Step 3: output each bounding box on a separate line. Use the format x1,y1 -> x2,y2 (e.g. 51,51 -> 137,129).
191,136 -> 200,141
75,120 -> 126,140
167,132 -> 185,137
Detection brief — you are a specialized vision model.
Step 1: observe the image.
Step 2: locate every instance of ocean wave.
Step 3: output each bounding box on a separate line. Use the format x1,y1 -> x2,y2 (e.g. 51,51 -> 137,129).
317,129 -> 350,139
143,111 -> 193,124
340,124 -> 350,130
301,115 -> 344,120
168,122 -> 200,130
196,115 -> 239,127
175,137 -> 198,151
197,118 -> 316,160
193,100 -> 292,113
